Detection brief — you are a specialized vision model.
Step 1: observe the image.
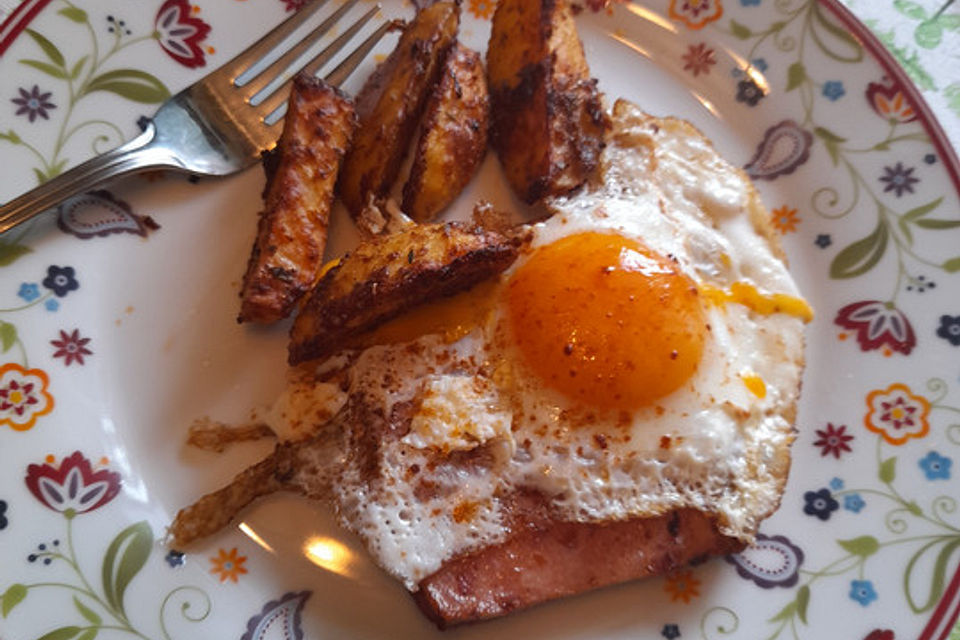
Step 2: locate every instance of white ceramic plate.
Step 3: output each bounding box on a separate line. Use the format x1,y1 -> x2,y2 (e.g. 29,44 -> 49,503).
2,1 -> 960,638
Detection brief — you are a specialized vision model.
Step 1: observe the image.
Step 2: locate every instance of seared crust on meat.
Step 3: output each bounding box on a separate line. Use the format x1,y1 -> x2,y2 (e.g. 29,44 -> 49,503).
239,75 -> 356,323
402,43 -> 489,221
288,222 -> 522,364
415,504 -> 743,627
337,2 -> 460,218
486,0 -> 608,203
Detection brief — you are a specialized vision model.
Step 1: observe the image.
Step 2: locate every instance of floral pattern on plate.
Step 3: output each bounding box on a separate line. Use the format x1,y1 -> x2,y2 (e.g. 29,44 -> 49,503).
1,0 -> 959,638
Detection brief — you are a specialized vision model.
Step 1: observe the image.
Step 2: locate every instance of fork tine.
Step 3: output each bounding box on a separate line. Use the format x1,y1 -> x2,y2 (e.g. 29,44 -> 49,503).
258,4 -> 383,122
319,15 -> 393,86
224,0 -> 330,85
242,0 -> 362,100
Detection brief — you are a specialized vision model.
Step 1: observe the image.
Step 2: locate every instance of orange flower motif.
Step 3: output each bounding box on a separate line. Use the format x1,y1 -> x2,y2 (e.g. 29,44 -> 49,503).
771,206 -> 800,234
0,362 -> 54,431
664,569 -> 701,603
209,547 -> 248,583
865,383 -> 930,446
468,0 -> 495,20
669,0 -> 723,30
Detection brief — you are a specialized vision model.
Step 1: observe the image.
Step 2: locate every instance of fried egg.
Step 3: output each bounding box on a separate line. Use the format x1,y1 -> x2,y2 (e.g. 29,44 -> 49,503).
266,100 -> 811,589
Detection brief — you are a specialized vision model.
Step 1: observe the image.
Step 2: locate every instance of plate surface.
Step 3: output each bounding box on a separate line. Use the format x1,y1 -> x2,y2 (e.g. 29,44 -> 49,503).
2,1 -> 960,639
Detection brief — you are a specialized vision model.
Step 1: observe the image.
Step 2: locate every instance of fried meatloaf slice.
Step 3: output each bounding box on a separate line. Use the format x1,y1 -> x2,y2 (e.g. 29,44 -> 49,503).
172,428 -> 742,628
238,75 -> 356,324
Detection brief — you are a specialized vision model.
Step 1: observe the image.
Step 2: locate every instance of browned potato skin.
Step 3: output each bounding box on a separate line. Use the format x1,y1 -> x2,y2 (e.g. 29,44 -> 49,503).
337,2 -> 460,219
402,43 -> 489,221
288,222 -> 521,364
239,75 -> 356,324
486,0 -> 608,204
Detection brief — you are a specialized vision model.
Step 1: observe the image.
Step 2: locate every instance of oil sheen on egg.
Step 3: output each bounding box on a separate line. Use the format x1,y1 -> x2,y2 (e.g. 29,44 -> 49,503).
264,101 -> 811,590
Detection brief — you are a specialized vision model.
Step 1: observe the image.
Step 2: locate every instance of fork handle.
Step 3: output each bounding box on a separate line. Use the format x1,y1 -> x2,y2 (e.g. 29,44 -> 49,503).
0,122 -> 176,235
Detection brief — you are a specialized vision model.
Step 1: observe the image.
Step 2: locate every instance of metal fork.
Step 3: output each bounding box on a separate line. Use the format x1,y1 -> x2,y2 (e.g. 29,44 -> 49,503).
0,0 -> 391,234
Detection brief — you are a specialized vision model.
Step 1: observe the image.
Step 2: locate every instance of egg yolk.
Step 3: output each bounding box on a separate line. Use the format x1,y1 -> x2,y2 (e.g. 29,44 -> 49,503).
507,232 -> 707,411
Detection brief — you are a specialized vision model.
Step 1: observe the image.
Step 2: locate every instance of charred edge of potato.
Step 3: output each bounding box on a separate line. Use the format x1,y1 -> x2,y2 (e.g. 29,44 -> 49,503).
168,444 -> 297,547
288,223 -> 522,365
401,43 -> 490,222
239,75 -> 357,324
337,2 -> 460,219
413,507 -> 744,628
486,0 -> 609,204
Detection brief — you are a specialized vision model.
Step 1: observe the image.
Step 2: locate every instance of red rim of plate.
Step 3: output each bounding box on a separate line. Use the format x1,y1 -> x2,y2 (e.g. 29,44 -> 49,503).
0,0 -> 958,636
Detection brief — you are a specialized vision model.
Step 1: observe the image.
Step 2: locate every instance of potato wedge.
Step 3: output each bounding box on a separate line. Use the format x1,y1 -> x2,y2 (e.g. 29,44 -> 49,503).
288,222 -> 521,364
402,43 -> 489,222
337,2 -> 460,219
486,0 -> 608,204
239,75 -> 356,324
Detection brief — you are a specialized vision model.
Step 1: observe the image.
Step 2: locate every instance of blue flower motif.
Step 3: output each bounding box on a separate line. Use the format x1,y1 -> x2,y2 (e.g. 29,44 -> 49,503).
165,549 -> 186,568
740,0 -> 761,5
919,451 -> 952,480
17,282 -> 40,302
822,81 -> 846,101
829,477 -> 844,490
751,58 -> 768,72
45,298 -> 59,312
803,488 -> 838,521
850,580 -> 877,606
0,499 -> 8,530
815,234 -> 831,248
937,315 -> 960,346
843,493 -> 865,513
42,265 -> 79,297
661,623 -> 681,639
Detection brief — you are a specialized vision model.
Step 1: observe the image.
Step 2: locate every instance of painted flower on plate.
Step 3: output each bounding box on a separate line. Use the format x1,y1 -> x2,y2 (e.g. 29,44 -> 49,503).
918,451 -> 951,480
661,624 -> 681,639
865,383 -> 930,446
210,547 -> 248,582
17,283 -> 39,302
0,362 -> 53,431
866,76 -> 917,123
50,329 -> 93,366
25,451 -> 121,516
803,488 -> 838,520
682,43 -> 716,76
668,0 -> 723,30
849,579 -> 877,606
42,265 -> 79,297
468,0 -> 495,19
736,78 -> 764,106
154,0 -> 212,69
879,162 -> 919,197
822,80 -> 845,101
11,85 -> 56,122
834,301 -> 916,355
936,315 -> 960,346
664,569 -> 700,603
166,549 -> 186,568
843,493 -> 865,513
770,205 -> 799,233
813,423 -> 854,458
0,499 -> 7,530
815,234 -> 831,248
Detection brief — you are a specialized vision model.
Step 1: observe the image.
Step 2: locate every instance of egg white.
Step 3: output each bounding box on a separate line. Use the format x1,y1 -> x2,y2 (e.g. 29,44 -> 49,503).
264,101 -> 807,589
